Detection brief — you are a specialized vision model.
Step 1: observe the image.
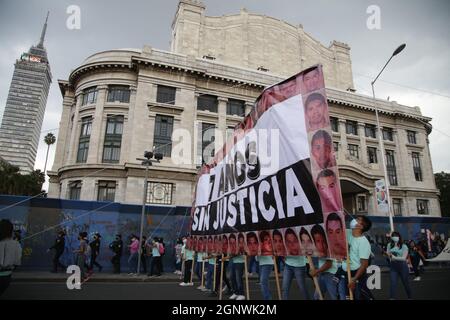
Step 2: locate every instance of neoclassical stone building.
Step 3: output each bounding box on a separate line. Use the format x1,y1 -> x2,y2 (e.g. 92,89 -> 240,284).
48,0 -> 441,217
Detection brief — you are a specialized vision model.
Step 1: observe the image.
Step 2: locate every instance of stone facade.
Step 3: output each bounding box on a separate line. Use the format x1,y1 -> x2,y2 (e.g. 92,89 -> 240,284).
48,1 -> 440,217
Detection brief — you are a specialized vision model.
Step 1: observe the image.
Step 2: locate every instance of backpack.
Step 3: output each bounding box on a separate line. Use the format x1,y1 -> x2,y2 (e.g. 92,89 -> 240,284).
159,243 -> 165,255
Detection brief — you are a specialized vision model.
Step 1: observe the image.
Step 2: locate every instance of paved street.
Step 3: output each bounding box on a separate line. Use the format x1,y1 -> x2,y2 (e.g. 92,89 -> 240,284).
2,269 -> 449,300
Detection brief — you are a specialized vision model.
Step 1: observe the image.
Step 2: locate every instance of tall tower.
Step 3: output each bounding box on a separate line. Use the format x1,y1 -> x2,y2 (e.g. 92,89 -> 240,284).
0,12 -> 52,173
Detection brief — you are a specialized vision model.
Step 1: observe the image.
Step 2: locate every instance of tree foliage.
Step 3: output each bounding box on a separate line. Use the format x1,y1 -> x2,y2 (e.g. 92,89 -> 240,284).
435,171 -> 450,217
0,159 -> 45,196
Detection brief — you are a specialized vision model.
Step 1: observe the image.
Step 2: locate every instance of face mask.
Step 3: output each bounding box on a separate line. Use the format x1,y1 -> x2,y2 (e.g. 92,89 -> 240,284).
350,219 -> 359,229
392,237 -> 400,243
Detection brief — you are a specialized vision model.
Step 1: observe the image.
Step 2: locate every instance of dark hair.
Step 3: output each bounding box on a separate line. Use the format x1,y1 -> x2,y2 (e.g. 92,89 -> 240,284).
305,92 -> 326,111
0,219 -> 14,241
311,130 -> 332,147
229,234 -> 236,241
285,228 -> 298,240
389,231 -> 403,248
316,169 -> 336,184
246,232 -> 258,242
238,233 -> 244,241
326,212 -> 343,231
208,236 -> 213,241
222,234 -> 228,241
303,66 -> 319,78
272,229 -> 283,239
259,230 -> 270,242
299,227 -> 312,242
357,215 -> 372,232
311,224 -> 327,242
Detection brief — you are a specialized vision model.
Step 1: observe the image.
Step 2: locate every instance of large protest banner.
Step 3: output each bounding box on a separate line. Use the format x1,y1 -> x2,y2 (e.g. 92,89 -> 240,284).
189,65 -> 347,259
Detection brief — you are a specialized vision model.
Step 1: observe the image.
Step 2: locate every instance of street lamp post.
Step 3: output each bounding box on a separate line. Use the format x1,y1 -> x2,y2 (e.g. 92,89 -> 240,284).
136,151 -> 163,275
371,43 -> 406,233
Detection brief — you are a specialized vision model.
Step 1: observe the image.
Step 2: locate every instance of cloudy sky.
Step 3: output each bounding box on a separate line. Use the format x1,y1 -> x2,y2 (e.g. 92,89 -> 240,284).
0,0 -> 449,189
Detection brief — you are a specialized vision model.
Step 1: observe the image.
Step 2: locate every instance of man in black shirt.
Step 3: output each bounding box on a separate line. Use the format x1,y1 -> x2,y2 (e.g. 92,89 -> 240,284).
110,234 -> 123,274
48,231 -> 66,273
89,233 -> 103,272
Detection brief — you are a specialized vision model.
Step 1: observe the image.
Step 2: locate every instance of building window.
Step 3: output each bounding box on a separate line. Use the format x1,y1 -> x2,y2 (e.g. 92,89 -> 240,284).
417,199 -> 429,215
365,124 -> 376,138
68,181 -> 81,200
81,87 -> 97,106
103,115 -> 123,163
412,152 -> 422,181
346,120 -> 358,135
382,128 -> 393,141
107,85 -> 130,103
393,198 -> 402,216
348,144 -> 359,159
197,94 -> 218,113
146,182 -> 173,205
357,196 -> 367,212
367,147 -> 378,164
153,115 -> 173,157
97,181 -> 116,202
386,150 -> 398,185
407,130 -> 417,144
77,117 -> 92,163
227,99 -> 245,116
156,85 -> 176,105
330,117 -> 339,133
198,122 -> 216,165
333,142 -> 339,152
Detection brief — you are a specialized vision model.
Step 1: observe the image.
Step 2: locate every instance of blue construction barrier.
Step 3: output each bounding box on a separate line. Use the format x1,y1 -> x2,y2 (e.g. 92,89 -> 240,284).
1,195 -> 449,271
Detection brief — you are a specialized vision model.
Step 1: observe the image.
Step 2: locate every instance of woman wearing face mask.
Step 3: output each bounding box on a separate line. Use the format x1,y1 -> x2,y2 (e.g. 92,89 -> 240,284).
387,231 -> 412,299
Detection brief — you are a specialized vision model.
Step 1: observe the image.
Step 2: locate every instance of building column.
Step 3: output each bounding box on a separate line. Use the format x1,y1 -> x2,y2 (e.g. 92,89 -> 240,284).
52,93 -> 74,170
217,97 -> 228,146
338,119 -> 348,159
245,101 -> 253,117
66,92 -> 83,165
358,122 -> 368,164
120,85 -> 137,164
87,85 -> 107,164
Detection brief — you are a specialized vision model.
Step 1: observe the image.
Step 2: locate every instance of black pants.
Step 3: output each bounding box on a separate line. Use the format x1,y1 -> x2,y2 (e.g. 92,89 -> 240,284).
89,254 -> 102,271
0,275 -> 11,297
150,256 -> 161,276
141,254 -> 147,273
183,260 -> 193,283
52,251 -> 65,272
112,254 -> 121,273
215,260 -> 232,293
411,256 -> 421,277
350,270 -> 374,300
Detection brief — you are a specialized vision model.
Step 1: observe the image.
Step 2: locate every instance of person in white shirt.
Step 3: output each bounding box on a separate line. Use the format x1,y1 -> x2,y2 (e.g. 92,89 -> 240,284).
0,219 -> 22,297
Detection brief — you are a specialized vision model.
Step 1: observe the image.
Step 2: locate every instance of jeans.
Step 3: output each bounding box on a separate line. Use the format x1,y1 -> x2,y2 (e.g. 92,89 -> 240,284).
248,256 -> 259,274
232,262 -> 245,295
340,270 -> 373,300
195,261 -> 203,281
259,264 -> 273,300
206,263 -> 215,290
314,272 -> 338,300
128,252 -> 138,273
215,260 -> 231,292
282,264 -> 310,300
390,261 -> 412,299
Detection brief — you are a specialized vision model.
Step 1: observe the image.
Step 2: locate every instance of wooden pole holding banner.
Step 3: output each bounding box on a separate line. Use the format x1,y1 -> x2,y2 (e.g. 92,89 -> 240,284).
272,256 -> 282,300
180,258 -> 185,280
346,255 -> 354,300
243,255 -> 250,300
190,254 -> 195,284
307,255 -> 323,300
212,256 -> 217,294
219,254 -> 225,300
201,260 -> 205,288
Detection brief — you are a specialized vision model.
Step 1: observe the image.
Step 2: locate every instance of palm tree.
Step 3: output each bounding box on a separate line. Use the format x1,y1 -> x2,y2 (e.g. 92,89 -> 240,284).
43,132 -> 56,175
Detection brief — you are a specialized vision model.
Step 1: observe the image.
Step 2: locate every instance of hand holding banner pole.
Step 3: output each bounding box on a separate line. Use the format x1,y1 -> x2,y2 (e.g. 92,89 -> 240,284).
272,256 -> 282,300
307,255 -> 323,300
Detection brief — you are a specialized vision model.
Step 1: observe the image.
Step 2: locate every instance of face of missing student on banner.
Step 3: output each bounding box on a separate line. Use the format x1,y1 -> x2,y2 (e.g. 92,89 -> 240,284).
326,214 -> 347,258
246,233 -> 259,256
238,234 -> 246,254
213,236 -> 219,253
317,170 -> 341,213
303,68 -> 322,92
198,237 -> 204,252
300,229 -> 314,256
229,235 -> 237,255
285,229 -> 301,256
207,236 -> 214,253
272,231 -> 287,256
311,131 -> 334,169
312,227 -> 329,257
305,95 -> 328,131
187,237 -> 192,249
193,237 -> 198,251
222,236 -> 229,255
259,231 -> 273,255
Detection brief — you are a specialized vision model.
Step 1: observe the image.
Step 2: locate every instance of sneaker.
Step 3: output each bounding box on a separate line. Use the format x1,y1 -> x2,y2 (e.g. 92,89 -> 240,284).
128,273 -> 134,275
414,276 -> 421,281
179,282 -> 189,286
201,287 -> 210,292
188,282 -> 194,286
236,295 -> 246,300
197,285 -> 204,290
229,294 -> 237,300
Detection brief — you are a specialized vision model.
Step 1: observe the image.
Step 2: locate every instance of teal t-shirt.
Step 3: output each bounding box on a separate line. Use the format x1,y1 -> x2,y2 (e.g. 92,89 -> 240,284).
208,257 -> 215,264
185,249 -> 194,261
318,258 -> 338,274
285,256 -> 307,268
387,243 -> 408,258
232,255 -> 245,264
257,255 -> 274,266
197,252 -> 204,262
342,230 -> 371,271
152,244 -> 160,257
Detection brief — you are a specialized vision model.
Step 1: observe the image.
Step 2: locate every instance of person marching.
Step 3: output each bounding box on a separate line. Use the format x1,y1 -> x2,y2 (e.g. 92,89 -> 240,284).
257,255 -> 274,300
48,230 -> 66,273
310,257 -> 338,300
203,253 -> 216,293
180,237 -> 194,286
109,234 -> 123,274
74,232 -> 89,280
149,237 -> 162,277
174,238 -> 183,276
229,254 -> 246,300
387,231 -> 412,299
0,219 -> 22,297
408,240 -> 426,281
282,255 -> 311,300
89,233 -> 103,273
195,249 -> 205,289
